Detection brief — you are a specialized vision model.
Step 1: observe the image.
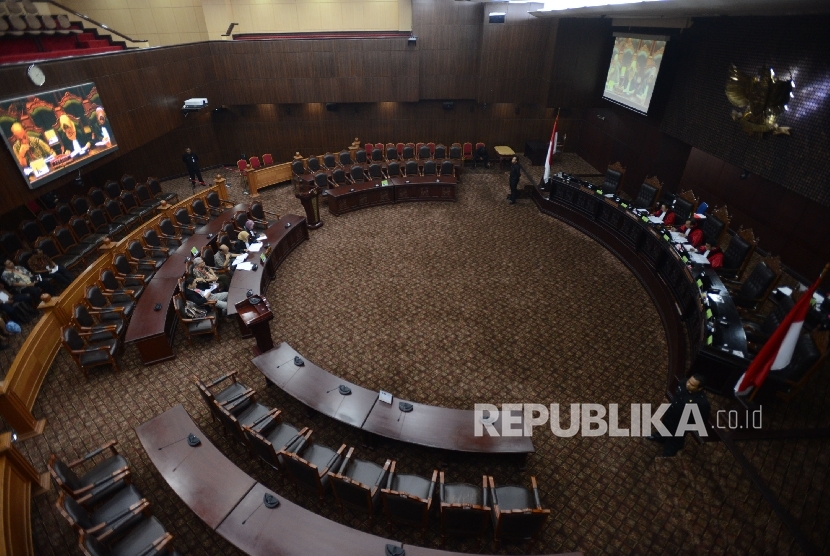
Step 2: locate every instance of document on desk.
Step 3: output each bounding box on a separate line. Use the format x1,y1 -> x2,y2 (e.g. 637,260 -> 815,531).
689,252 -> 710,265
236,262 -> 254,271
648,216 -> 664,224
257,234 -> 267,241
633,208 -> 650,216
670,232 -> 688,244
247,242 -> 263,252
231,255 -> 246,267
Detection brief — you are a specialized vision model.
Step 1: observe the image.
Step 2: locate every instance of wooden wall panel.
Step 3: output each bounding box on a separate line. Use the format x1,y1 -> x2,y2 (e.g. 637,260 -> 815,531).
212,100 -> 564,165
678,148 -> 830,279
0,44 -> 217,213
546,18 -> 610,109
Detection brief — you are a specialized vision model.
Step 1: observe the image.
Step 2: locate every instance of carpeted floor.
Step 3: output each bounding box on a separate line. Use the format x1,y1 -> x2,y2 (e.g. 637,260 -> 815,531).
18,154 -> 829,555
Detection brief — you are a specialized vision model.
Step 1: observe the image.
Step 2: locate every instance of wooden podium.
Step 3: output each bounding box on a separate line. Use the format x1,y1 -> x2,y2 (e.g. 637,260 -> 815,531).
234,296 -> 274,354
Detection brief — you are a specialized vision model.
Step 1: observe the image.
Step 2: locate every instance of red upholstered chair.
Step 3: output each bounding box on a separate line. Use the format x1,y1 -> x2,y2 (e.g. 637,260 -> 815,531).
374,143 -> 384,152
416,142 -> 425,159
364,143 -> 373,153
249,156 -> 261,170
428,142 -> 436,157
463,142 -> 472,159
262,153 -> 273,166
237,159 -> 247,177
474,142 -> 486,168
396,143 -> 404,157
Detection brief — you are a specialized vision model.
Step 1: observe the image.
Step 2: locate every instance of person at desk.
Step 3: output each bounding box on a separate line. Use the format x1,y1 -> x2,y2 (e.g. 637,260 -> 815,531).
646,374 -> 711,457
57,115 -> 91,157
698,242 -> 724,269
3,259 -> 56,297
214,244 -> 242,274
10,123 -> 54,168
183,277 -> 228,317
652,203 -> 676,226
677,218 -> 704,248
27,249 -> 73,287
191,257 -> 230,292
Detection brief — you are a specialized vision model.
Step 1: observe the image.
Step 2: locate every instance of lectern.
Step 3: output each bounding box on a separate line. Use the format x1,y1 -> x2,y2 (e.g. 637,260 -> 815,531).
234,295 -> 274,354
294,182 -> 323,229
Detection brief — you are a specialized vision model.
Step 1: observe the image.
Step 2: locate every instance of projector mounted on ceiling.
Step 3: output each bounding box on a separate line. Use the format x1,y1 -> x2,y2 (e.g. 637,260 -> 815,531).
182,98 -> 208,116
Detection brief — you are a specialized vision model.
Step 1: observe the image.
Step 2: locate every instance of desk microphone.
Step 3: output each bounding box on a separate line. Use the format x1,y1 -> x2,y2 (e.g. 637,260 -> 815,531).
242,493 -> 281,524
326,385 -> 352,395
397,401 -> 413,421
157,433 -> 201,450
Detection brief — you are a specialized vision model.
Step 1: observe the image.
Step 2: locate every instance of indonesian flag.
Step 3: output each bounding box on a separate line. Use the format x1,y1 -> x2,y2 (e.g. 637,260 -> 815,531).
734,268 -> 826,396
543,115 -> 559,184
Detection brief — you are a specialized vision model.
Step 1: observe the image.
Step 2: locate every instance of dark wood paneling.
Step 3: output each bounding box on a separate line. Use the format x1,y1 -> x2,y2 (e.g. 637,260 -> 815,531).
0,44 -> 217,212
546,18 -> 609,109
679,148 -> 830,279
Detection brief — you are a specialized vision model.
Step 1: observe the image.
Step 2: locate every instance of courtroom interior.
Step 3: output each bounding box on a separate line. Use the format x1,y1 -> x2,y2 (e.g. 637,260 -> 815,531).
1,0 -> 829,555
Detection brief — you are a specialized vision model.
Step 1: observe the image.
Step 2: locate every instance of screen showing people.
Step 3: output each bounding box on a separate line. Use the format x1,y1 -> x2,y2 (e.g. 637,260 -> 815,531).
0,82 -> 118,189
603,35 -> 667,115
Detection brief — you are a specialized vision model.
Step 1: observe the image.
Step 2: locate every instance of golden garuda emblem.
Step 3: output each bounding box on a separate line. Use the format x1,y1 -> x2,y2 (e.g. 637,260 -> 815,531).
725,64 -> 793,136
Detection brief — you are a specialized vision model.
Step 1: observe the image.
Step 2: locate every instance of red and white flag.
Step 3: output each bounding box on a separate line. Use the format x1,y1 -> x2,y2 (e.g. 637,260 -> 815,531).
734,268 -> 826,396
543,115 -> 559,183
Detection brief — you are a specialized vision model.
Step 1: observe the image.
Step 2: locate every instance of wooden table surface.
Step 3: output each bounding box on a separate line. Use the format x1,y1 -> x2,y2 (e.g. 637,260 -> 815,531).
253,343 -> 534,454
253,342 -> 378,428
134,404 -> 256,529
216,483 -> 401,556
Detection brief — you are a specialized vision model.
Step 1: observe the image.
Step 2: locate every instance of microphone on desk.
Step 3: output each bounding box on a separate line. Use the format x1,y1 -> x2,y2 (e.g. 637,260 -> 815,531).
326,385 -> 352,395
397,401 -> 413,421
157,433 -> 201,450
242,493 -> 281,525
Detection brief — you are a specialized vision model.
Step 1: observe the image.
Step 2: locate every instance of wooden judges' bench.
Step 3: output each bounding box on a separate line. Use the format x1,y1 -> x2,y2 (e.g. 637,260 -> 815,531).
137,405 -> 573,556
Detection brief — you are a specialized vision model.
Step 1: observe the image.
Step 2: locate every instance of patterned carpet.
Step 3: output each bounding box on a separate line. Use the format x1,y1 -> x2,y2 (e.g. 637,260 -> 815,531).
16,154 -> 828,555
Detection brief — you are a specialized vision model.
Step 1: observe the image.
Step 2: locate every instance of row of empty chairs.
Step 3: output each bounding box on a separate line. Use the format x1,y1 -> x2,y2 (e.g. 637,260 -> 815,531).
48,439 -> 181,556
196,372 -> 550,549
363,141 -> 485,165
237,153 -> 274,173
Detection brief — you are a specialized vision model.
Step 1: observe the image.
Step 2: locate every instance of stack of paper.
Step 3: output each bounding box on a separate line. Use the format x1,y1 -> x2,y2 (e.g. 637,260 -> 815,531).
248,242 -> 263,252
236,262 -> 254,271
689,253 -> 710,265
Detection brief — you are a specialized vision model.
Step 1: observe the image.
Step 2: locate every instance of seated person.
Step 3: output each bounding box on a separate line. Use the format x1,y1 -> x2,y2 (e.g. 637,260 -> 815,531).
0,282 -> 37,323
652,202 -> 676,226
3,259 -> 55,297
183,276 -> 227,316
27,249 -> 73,287
233,231 -> 252,253
677,218 -> 704,248
10,123 -> 55,168
474,144 -> 490,168
698,242 -> 724,269
90,107 -> 114,147
190,257 -> 230,292
0,316 -> 12,350
57,115 -> 91,157
214,244 -> 243,273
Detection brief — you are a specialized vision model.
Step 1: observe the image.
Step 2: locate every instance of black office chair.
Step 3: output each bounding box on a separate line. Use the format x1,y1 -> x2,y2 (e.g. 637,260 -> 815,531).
113,253 -> 155,283
56,486 -> 147,540
282,430 -> 346,502
386,146 -> 399,161
307,156 -> 321,173
402,145 -> 415,160
291,159 -> 306,178
387,161 -> 402,178
330,167 -> 351,187
717,227 -> 756,279
339,150 -> 353,166
632,177 -> 662,209
355,149 -> 367,164
329,447 -> 391,527
602,162 -> 625,195
243,409 -> 305,477
48,440 -> 130,507
103,180 -> 122,200
323,153 -> 337,170
723,258 -> 781,311
434,144 -> 447,159
440,160 -> 455,177
351,165 -> 366,183
381,463 -> 437,542
418,145 -> 431,160
405,160 -> 419,176
488,475 -> 550,550
423,160 -> 437,176
743,295 -> 795,351
701,206 -> 730,246
368,163 -> 384,180
440,473 -> 490,548
371,148 -> 384,162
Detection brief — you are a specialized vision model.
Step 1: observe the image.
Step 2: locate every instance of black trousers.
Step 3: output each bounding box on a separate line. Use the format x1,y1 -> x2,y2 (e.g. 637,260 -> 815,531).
509,181 -> 518,202
651,431 -> 686,457
187,167 -> 204,184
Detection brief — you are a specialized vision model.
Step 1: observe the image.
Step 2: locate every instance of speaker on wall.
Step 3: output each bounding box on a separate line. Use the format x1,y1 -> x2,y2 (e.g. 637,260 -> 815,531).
489,12 -> 505,23
408,36 -> 417,45
326,103 -> 339,112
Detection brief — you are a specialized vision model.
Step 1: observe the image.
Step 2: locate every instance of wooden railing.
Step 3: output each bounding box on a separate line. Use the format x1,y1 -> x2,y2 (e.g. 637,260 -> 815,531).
0,184 -> 227,556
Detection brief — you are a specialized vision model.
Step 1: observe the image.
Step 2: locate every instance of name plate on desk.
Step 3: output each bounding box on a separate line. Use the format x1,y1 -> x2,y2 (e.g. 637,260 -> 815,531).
379,390 -> 393,404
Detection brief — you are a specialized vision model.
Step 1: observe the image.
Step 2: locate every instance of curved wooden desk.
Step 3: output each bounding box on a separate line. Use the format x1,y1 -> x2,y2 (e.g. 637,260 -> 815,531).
124,209 -> 308,365
253,343 -> 534,456
137,405 -> 572,556
532,177 -> 747,395
327,175 -> 457,216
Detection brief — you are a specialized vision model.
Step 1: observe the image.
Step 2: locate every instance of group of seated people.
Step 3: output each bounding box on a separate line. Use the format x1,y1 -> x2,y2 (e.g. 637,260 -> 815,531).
181,221 -> 258,317
1,253 -> 70,326
651,203 -> 724,268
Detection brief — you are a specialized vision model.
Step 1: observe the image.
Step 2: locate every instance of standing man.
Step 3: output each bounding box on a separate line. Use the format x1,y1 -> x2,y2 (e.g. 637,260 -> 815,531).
646,374 -> 711,457
507,156 -> 520,205
182,148 -> 205,189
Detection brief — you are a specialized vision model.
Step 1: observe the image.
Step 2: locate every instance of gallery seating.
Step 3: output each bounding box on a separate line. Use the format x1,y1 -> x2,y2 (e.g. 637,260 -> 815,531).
99,268 -> 144,300
71,303 -> 125,343
488,475 -> 550,550
78,517 -> 177,556
173,295 -> 220,345
48,440 -> 131,507
439,473 -> 490,548
282,429 -> 346,502
85,283 -> 135,319
60,324 -> 122,377
127,239 -> 166,270
193,372 -> 253,423
329,447 -> 391,526
242,409 -> 306,477
381,462 -> 437,542
56,485 -> 148,542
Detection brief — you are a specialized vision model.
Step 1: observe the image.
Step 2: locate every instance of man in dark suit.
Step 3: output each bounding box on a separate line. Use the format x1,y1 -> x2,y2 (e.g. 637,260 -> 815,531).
507,156 -> 520,204
646,374 -> 711,457
182,148 -> 205,189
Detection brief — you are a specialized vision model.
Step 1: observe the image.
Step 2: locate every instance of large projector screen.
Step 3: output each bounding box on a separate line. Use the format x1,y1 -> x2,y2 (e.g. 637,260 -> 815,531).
603,34 -> 668,115
0,82 -> 118,190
